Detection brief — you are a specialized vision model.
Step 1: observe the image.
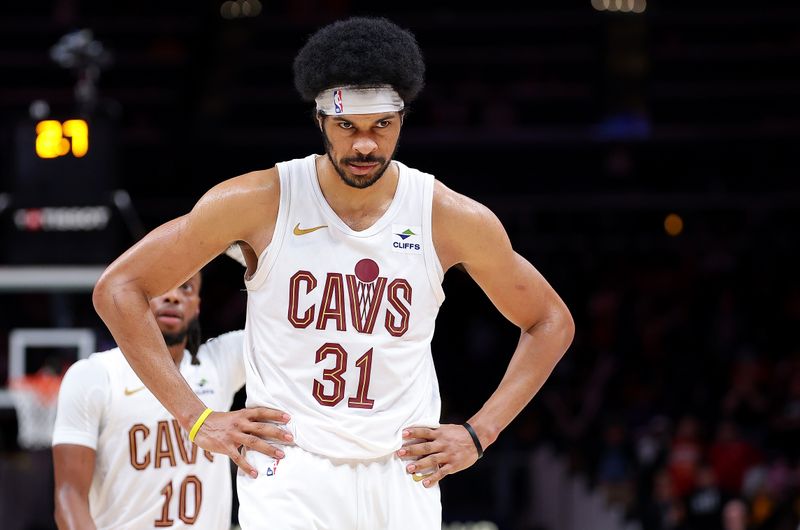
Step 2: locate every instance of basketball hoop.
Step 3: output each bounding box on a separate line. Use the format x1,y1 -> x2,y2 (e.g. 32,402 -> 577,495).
355,259 -> 379,322
9,370 -> 63,450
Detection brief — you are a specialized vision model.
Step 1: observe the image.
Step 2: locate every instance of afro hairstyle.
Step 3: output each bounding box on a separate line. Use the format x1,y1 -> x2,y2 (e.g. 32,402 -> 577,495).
293,16 -> 425,105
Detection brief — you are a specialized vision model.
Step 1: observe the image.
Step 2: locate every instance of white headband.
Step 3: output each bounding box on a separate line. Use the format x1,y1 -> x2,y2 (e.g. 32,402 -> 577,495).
315,85 -> 404,115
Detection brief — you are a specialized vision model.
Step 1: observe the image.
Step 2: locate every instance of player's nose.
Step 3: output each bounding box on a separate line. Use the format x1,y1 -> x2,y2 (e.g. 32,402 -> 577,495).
160,287 -> 182,304
352,136 -> 378,155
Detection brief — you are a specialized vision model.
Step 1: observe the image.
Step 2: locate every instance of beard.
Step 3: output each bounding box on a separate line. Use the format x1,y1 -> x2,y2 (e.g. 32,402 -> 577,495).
321,130 -> 398,189
162,316 -> 199,347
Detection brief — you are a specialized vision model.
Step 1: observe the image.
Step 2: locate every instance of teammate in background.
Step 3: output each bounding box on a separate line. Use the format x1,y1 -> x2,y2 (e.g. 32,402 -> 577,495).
53,272 -> 247,529
92,17 -> 575,529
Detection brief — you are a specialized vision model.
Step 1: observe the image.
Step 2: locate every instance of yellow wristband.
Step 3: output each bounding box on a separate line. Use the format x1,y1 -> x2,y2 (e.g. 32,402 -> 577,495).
189,408 -> 213,443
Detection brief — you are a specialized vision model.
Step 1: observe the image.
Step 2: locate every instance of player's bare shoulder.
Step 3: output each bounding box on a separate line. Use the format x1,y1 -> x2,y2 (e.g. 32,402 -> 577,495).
202,167 -> 280,211
431,179 -> 510,271
192,167 -> 281,256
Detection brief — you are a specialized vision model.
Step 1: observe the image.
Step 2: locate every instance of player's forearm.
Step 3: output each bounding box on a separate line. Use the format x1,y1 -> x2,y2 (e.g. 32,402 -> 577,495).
468,309 -> 574,450
92,278 -> 207,429
54,489 -> 96,530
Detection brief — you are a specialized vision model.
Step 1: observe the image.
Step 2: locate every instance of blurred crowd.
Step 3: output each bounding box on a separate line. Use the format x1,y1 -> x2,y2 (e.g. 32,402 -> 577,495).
524,242 -> 800,530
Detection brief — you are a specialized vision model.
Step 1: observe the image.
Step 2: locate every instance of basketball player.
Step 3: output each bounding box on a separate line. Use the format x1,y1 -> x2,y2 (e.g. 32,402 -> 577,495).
52,273 -> 256,529
91,17 -> 575,529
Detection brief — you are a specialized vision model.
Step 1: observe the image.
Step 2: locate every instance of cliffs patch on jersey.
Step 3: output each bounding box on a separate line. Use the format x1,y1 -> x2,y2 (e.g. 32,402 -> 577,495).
287,258 -> 411,337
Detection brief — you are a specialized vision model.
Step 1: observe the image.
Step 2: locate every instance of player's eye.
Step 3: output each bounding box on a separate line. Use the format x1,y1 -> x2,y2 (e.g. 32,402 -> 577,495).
338,121 -> 353,129
376,120 -> 391,128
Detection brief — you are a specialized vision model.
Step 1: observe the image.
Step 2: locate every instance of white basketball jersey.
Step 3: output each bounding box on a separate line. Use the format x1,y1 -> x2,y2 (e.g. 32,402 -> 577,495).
243,154 -> 445,459
53,331 -> 245,530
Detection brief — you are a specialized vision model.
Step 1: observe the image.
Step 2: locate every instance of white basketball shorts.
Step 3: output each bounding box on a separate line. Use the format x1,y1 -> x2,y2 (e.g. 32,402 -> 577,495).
237,444 -> 441,530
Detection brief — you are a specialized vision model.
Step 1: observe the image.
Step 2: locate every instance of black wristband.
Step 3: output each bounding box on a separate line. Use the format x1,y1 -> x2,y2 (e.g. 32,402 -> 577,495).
462,422 -> 484,459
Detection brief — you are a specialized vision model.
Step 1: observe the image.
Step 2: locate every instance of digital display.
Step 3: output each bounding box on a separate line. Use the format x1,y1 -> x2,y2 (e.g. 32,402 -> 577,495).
35,119 -> 89,159
1,116 -> 123,264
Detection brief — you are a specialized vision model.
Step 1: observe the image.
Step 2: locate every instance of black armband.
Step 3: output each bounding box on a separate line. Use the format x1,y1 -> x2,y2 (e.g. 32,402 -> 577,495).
462,422 -> 484,459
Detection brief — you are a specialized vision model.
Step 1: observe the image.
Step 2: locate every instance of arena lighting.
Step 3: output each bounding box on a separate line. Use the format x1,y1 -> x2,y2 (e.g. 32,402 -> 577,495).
220,0 -> 262,19
664,213 -> 684,237
591,0 -> 646,13
49,29 -> 112,114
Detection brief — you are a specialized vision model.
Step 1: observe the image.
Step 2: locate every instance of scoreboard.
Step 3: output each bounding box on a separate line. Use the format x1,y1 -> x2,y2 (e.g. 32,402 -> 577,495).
2,115 -> 126,265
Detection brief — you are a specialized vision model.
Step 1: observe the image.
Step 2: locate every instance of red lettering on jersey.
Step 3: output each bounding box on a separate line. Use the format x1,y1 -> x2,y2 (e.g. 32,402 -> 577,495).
154,420 -> 177,468
179,475 -> 203,524
129,424 -> 151,470
289,264 -> 414,337
316,273 -> 346,331
312,343 -> 348,406
348,348 -> 375,409
128,420 -> 210,470
187,441 -> 199,465
288,270 -> 317,328
385,279 -> 412,337
172,419 -> 194,465
346,275 -> 387,334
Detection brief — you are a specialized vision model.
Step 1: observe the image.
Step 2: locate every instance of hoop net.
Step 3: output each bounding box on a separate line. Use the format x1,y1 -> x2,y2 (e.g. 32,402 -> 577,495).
9,371 -> 63,450
356,280 -> 377,327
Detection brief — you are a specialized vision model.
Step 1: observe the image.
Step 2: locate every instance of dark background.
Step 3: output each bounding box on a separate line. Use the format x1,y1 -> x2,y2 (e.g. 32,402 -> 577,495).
1,1 -> 799,529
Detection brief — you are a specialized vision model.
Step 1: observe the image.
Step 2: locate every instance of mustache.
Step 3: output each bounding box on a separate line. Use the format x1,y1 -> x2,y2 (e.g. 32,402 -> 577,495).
342,155 -> 385,165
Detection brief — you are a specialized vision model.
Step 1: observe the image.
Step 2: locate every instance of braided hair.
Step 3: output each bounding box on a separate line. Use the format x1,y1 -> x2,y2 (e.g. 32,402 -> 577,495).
186,317 -> 202,365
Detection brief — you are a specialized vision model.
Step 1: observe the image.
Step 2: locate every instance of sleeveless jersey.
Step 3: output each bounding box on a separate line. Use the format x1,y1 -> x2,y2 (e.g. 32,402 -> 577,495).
243,154 -> 445,459
52,331 -> 245,530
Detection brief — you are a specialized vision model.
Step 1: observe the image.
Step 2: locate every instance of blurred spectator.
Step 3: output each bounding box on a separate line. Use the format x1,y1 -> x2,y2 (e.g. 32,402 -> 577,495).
744,467 -> 777,529
763,457 -> 795,500
667,416 -> 705,498
743,456 -> 800,529
686,464 -> 724,530
633,416 -> 673,523
541,352 -> 615,472
596,420 -> 636,511
641,468 -> 689,530
709,420 -> 762,496
721,499 -> 750,530
769,370 -> 800,462
722,357 -> 769,438
635,416 -> 672,474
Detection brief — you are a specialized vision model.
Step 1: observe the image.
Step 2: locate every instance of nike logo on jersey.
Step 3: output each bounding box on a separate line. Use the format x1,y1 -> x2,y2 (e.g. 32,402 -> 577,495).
124,386 -> 146,396
293,223 -> 327,236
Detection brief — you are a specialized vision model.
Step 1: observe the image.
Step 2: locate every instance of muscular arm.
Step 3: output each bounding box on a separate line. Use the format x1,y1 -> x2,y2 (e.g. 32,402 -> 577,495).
441,187 -> 575,446
92,170 -> 291,475
402,181 -> 575,485
53,444 -> 96,530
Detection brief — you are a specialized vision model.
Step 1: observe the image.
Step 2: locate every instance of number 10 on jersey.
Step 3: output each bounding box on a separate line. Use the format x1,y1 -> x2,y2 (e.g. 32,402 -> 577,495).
313,343 -> 374,409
